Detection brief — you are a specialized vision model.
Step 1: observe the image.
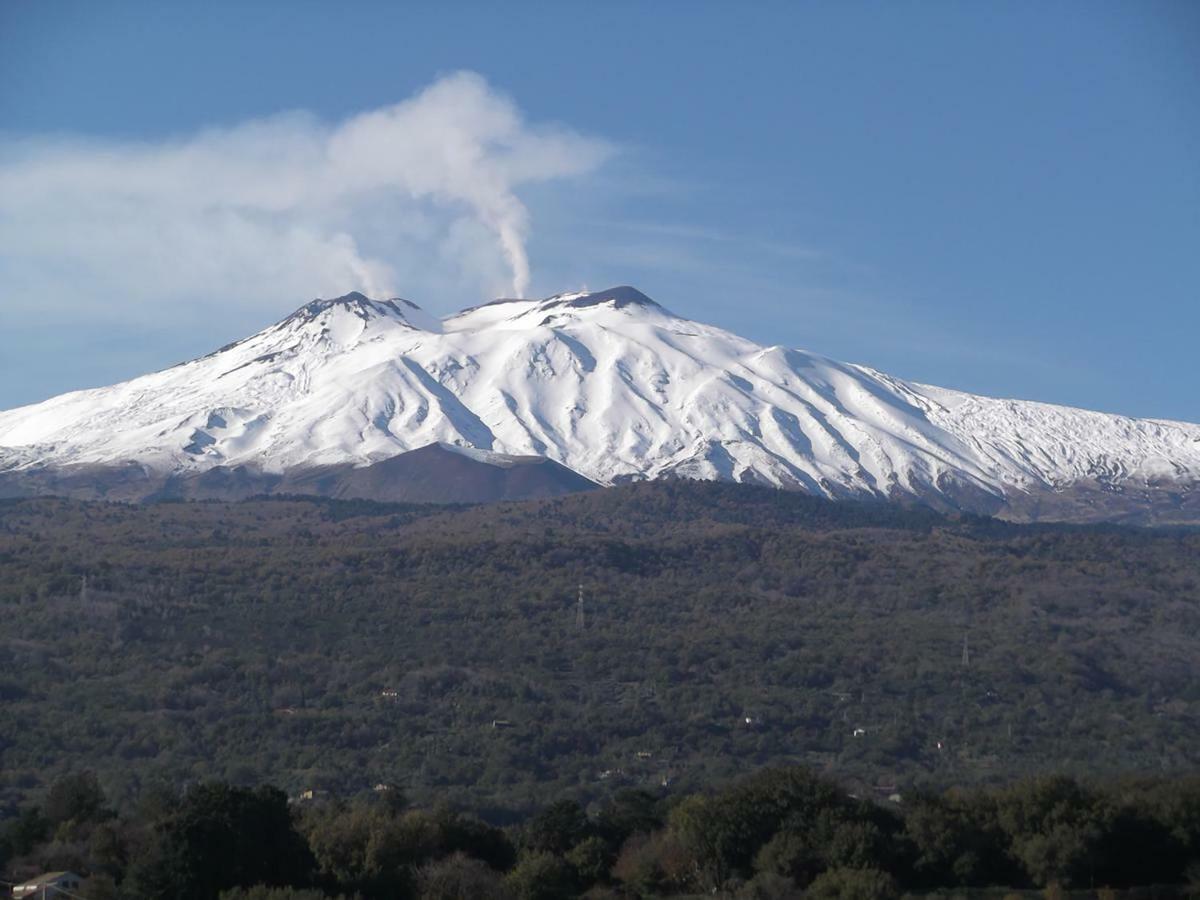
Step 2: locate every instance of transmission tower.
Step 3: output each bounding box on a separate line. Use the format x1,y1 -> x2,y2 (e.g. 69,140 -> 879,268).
575,583 -> 585,630
961,631 -> 970,668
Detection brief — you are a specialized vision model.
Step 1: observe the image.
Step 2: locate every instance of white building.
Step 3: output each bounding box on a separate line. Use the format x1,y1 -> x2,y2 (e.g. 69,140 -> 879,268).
12,871 -> 83,898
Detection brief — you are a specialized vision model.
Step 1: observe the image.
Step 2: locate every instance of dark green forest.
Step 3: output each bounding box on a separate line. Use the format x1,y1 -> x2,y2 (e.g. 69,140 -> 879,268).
1,483 -> 1199,894
2,485 -> 1198,811
3,767 -> 1200,897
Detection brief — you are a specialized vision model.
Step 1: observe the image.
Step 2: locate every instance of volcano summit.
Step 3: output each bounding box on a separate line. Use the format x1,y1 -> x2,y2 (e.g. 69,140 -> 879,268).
2,287 -> 1198,522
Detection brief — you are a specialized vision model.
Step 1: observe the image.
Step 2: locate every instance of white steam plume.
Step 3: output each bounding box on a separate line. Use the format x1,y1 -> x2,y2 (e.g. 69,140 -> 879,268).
0,71 -> 611,315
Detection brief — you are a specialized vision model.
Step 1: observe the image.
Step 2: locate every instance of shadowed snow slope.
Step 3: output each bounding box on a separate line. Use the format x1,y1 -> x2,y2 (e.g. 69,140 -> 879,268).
2,287 -> 1198,521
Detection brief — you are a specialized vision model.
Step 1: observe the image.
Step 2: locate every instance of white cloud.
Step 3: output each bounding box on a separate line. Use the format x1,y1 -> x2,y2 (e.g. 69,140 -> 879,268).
0,71 -> 612,323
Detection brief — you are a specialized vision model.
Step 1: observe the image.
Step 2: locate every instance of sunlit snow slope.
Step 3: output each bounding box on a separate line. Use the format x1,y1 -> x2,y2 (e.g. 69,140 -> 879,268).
2,287 -> 1198,520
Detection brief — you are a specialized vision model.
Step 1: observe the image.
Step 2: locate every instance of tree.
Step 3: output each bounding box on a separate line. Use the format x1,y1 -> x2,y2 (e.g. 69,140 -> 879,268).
611,831 -> 691,896
44,771 -> 109,826
0,807 -> 49,865
595,789 -> 662,847
418,852 -> 510,900
670,767 -> 892,890
565,835 -> 612,886
520,800 -> 590,856
301,803 -> 421,896
505,851 -> 576,900
218,888 -> 342,900
806,867 -> 898,900
902,790 -> 1015,887
435,809 -> 515,872
126,784 -> 313,900
754,830 -> 822,887
996,776 -> 1109,888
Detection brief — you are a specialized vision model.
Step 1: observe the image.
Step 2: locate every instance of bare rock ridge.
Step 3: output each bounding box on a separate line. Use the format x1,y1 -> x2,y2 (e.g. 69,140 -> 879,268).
1,286 -> 1198,520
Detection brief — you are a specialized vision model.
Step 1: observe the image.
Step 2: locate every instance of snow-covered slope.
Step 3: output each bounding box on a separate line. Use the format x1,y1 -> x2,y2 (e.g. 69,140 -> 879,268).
2,286 -> 1199,520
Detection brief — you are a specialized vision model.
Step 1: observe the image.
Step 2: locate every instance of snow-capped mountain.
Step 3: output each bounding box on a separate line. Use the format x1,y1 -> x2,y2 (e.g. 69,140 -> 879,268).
2,286 -> 1199,521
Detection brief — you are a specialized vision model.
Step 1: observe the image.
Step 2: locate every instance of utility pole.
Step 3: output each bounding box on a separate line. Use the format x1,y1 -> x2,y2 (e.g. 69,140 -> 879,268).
575,583 -> 585,630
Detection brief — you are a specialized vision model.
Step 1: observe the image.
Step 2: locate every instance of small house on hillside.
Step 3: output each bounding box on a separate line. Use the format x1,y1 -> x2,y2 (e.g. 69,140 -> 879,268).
292,788 -> 331,804
13,871 -> 84,897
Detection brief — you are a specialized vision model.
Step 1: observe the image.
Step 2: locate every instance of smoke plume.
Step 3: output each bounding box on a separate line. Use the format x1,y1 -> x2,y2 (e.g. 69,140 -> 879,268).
0,72 -> 611,314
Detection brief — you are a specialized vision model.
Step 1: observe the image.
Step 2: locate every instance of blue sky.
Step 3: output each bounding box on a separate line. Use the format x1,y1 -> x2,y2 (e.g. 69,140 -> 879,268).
1,1 -> 1198,421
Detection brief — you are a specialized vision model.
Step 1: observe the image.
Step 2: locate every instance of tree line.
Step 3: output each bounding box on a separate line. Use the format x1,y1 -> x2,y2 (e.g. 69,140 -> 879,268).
3,767 -> 1200,898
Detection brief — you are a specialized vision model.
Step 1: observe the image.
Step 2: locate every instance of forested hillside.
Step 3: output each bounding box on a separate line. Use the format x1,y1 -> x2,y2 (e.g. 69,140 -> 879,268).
1,483 -> 1198,819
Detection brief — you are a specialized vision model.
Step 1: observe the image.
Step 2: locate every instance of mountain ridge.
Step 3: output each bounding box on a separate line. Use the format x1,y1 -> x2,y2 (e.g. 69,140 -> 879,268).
2,286 -> 1198,521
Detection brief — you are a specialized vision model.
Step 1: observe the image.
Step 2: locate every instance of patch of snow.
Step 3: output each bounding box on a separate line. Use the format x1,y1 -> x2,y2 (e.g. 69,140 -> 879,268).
2,286 -> 1199,508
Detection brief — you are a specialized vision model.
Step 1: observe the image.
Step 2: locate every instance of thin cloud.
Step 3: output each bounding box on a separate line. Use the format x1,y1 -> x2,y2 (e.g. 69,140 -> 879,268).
0,71 -> 612,322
